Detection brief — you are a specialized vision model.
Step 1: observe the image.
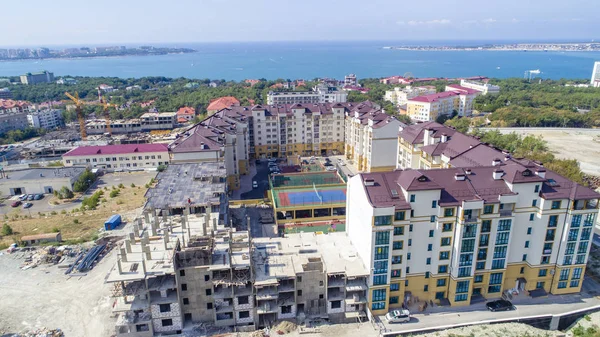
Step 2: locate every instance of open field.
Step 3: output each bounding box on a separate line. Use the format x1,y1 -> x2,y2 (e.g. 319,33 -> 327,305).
0,172 -> 154,248
482,128 -> 600,176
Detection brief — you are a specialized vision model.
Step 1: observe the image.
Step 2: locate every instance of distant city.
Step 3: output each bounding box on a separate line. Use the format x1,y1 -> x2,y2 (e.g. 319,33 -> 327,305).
0,45 -> 196,60
385,42 -> 600,52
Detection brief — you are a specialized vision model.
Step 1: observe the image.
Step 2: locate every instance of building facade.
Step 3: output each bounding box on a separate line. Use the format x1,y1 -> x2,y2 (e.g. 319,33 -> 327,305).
459,79 -> 500,95
20,71 -> 54,85
591,61 -> 600,86
27,109 -> 63,129
0,88 -> 12,99
384,86 -> 437,106
0,167 -> 86,195
63,144 -> 169,170
405,86 -> 480,122
267,85 -> 348,105
347,161 -> 599,316
86,112 -> 177,135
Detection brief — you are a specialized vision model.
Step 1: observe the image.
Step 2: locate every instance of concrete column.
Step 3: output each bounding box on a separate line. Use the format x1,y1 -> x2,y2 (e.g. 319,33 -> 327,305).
144,246 -> 151,261
151,221 -> 157,236
162,210 -> 168,223
120,248 -> 128,262
144,211 -> 150,224
181,216 -> 187,230
125,239 -> 132,253
128,232 -> 135,241
117,258 -> 123,273
133,224 -> 140,237
213,218 -> 217,231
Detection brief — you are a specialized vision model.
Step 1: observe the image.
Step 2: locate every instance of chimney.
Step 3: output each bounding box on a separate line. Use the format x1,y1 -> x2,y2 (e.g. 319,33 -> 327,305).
493,169 -> 504,180
536,169 -> 546,179
441,133 -> 448,143
492,158 -> 502,166
364,178 -> 375,186
423,128 -> 433,146
455,173 -> 466,181
465,169 -> 472,175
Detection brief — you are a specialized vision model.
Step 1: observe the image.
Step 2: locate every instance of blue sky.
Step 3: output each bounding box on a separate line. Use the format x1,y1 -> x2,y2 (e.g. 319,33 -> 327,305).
1,0 -> 598,46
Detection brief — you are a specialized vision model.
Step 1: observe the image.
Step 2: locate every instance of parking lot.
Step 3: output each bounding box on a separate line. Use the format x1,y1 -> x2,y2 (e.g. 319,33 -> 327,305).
240,160 -> 274,200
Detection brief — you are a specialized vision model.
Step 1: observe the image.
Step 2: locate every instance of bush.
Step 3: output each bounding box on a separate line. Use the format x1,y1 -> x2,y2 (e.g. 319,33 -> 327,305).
110,190 -> 120,198
130,183 -> 136,187
82,190 -> 103,210
61,210 -> 66,214
157,165 -> 167,172
116,200 -> 124,205
73,219 -> 79,224
73,169 -> 96,192
56,186 -> 74,199
118,183 -> 125,189
51,227 -> 60,233
50,211 -> 57,215
1,224 -> 13,236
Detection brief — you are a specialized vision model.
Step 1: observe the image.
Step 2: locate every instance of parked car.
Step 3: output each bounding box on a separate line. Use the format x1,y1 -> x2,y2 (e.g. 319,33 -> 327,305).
252,181 -> 258,189
11,200 -> 22,207
22,202 -> 33,209
486,299 -> 515,312
18,194 -> 28,201
269,166 -> 279,172
34,194 -> 44,200
27,194 -> 35,201
326,166 -> 337,171
385,309 -> 411,323
268,158 -> 277,163
268,162 -> 278,167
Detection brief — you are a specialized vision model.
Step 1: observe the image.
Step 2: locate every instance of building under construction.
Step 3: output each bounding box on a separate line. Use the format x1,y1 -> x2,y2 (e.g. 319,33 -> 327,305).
107,162 -> 369,336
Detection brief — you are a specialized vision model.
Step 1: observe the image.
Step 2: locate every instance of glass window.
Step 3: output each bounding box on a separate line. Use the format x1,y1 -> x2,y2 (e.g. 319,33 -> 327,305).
546,229 -> 557,241
576,254 -> 586,264
568,229 -> 579,242
572,268 -> 583,279
548,215 -> 558,227
498,220 -> 512,231
395,211 -> 406,221
374,216 -> 392,226
527,227 -> 532,235
566,242 -> 576,255
371,302 -> 385,310
461,239 -> 475,252
410,194 -> 415,202
429,230 -> 434,237
391,270 -> 401,278
441,237 -> 451,246
581,228 -> 592,241
437,278 -> 446,287
529,214 -> 535,221
374,246 -> 389,260
455,294 -> 468,302
522,254 -> 527,261
407,253 -> 411,260
456,280 -> 470,293
444,208 -> 454,217
571,215 -> 582,228
463,224 -> 477,238
535,185 -> 540,193
438,265 -> 448,273
525,241 -> 530,248
558,281 -> 567,289
479,234 -> 489,247
390,283 -> 400,291
427,244 -> 432,252
560,269 -> 570,281
408,239 -> 412,246
393,241 -> 403,250
496,232 -> 509,245
477,248 -> 487,260
443,223 -> 453,232
578,242 -> 589,254
392,255 -> 402,264
491,259 -> 505,269
476,261 -> 485,270
564,255 -> 573,265
584,214 -> 595,226
481,220 -> 491,233
430,216 -> 436,223
439,251 -> 450,260
393,226 -> 404,235
474,275 -> 484,283
375,232 -> 390,245
488,285 -> 501,293
389,296 -> 399,304
570,280 -> 580,288
493,246 -> 507,259
483,205 -> 494,214
538,269 -> 548,277
551,201 -> 561,209
532,199 -> 537,207
426,258 -> 431,265
373,261 -> 388,274
373,275 -> 387,285
432,200 -> 437,208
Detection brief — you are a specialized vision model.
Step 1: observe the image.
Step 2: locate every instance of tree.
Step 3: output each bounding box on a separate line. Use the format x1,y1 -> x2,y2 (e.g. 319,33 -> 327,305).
73,169 -> 96,192
57,186 -> 74,199
1,224 -> 13,236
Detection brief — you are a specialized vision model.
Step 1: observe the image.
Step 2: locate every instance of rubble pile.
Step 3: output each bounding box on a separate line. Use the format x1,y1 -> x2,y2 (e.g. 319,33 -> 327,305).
8,328 -> 64,337
18,246 -> 83,270
583,174 -> 600,189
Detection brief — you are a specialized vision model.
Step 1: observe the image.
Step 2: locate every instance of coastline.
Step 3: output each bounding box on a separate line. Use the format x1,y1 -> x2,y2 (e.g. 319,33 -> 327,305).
0,51 -> 196,63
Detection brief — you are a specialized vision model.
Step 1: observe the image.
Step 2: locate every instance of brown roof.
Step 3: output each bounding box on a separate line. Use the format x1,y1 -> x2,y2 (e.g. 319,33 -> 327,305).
399,121 -> 457,144
207,96 -> 240,111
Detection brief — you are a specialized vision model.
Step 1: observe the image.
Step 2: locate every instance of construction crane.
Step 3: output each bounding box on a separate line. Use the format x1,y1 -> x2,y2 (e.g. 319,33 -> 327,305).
97,88 -> 118,136
65,91 -> 87,140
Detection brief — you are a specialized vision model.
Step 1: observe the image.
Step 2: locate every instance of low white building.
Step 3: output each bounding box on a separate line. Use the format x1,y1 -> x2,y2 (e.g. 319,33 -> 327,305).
384,86 -> 437,106
0,167 -> 86,195
459,79 -> 500,95
267,85 -> 348,105
63,144 -> 169,170
27,109 -> 63,129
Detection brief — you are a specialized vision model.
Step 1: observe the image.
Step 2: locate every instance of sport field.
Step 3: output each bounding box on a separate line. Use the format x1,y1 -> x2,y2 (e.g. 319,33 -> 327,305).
271,171 -> 343,188
0,181 -> 147,248
274,185 -> 346,207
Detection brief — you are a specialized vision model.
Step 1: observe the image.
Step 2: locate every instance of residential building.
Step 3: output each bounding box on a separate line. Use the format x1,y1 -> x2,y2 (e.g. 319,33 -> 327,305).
344,102 -> 406,172
185,82 -> 200,89
0,99 -> 31,134
62,144 -> 169,170
27,109 -> 63,129
405,86 -> 480,122
347,159 -> 599,316
459,79 -> 500,95
98,84 -> 116,93
206,96 -> 240,115
267,85 -> 348,105
139,112 -> 177,130
591,61 -> 600,86
0,88 -> 12,99
384,86 -> 436,106
0,167 -> 86,195
20,71 -> 54,85
176,107 -> 196,123
344,74 -> 358,87
126,85 -> 142,91
86,112 -> 176,135
380,76 -> 412,85
56,77 -> 77,85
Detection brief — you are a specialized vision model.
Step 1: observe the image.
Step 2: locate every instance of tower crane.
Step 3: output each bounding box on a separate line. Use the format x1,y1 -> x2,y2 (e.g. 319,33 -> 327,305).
65,91 -> 87,140
97,88 -> 118,136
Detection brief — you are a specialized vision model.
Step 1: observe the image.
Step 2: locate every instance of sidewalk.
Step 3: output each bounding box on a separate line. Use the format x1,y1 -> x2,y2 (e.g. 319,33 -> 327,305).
232,163 -> 257,199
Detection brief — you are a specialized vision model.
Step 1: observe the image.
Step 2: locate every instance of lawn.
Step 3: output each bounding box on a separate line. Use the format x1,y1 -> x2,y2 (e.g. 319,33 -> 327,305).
0,184 -> 147,248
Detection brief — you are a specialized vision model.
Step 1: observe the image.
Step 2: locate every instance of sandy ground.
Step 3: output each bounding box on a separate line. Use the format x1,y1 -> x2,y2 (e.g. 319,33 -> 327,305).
482,128 -> 600,176
569,310 -> 600,335
0,246 -> 117,336
410,322 -> 564,337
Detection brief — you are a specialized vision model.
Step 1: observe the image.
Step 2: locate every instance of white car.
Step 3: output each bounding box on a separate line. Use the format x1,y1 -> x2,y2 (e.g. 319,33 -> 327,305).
326,166 -> 337,171
252,181 -> 258,188
385,309 -> 411,323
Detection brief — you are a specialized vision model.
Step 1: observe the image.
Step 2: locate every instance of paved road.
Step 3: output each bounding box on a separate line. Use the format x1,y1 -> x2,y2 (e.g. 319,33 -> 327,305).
380,277 -> 600,335
240,160 -> 271,200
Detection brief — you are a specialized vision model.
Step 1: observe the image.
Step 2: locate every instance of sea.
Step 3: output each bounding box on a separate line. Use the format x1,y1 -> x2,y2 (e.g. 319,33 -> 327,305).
1,41 -> 600,80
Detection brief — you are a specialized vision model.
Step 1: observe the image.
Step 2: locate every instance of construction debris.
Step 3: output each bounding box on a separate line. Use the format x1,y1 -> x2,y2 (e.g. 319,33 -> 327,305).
273,320 -> 297,334
6,327 -> 64,337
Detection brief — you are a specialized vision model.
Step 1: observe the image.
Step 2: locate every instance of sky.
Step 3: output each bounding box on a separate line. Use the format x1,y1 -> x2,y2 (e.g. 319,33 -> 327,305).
1,0 -> 599,47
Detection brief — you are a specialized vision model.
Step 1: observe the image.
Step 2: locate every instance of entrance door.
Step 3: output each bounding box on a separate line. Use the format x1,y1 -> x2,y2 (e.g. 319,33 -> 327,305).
44,186 -> 53,194
473,288 -> 482,295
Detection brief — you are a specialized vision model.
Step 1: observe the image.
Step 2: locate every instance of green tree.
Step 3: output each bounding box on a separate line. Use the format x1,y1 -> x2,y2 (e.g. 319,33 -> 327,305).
1,224 -> 13,236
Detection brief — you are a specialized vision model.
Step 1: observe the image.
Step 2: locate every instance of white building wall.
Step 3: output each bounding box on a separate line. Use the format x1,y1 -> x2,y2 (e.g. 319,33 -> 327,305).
347,175 -> 375,273
64,151 -> 169,169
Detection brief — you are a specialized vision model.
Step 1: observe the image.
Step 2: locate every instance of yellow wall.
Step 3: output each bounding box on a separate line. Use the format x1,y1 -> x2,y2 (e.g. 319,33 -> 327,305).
238,160 -> 248,175
227,175 -> 240,190
368,165 -> 396,173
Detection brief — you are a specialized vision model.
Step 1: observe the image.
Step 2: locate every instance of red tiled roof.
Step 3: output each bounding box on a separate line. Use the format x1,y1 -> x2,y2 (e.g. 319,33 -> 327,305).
207,96 -> 240,111
446,84 -> 482,95
177,117 -> 189,123
409,91 -> 458,103
177,107 -> 196,116
63,144 -> 168,157
0,99 -> 31,109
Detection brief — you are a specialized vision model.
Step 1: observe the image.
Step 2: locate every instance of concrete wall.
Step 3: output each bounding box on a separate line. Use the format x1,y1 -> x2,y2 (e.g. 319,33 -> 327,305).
347,175 -> 375,273
0,176 -> 74,195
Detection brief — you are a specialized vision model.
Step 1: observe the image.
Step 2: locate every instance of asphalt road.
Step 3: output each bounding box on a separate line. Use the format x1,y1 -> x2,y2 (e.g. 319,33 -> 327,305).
240,160 -> 271,199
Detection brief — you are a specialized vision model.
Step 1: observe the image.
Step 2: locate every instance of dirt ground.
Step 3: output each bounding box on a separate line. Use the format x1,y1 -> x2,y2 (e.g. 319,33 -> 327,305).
0,172 -> 154,248
486,128 -> 600,176
0,244 -> 117,336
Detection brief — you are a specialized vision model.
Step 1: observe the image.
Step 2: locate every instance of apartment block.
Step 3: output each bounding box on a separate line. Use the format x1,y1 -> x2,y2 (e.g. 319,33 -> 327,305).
63,144 -> 169,170
384,86 -> 436,106
267,84 -> 348,105
27,109 -> 63,129
86,112 -> 177,135
344,102 -> 405,172
459,79 -> 500,95
0,88 -> 12,99
347,157 -> 599,316
20,71 -> 54,85
405,86 -> 480,122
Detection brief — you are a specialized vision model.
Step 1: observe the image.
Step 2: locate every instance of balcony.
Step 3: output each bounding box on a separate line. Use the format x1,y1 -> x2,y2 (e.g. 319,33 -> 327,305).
499,210 -> 513,217
462,215 -> 479,223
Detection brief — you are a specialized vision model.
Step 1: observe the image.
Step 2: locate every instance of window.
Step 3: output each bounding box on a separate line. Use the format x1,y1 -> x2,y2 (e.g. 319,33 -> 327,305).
529,214 -> 535,221
374,261 -> 388,274
476,261 -> 485,270
498,220 -> 512,231
406,267 -> 410,274
239,311 -> 250,319
372,289 -> 387,301
551,201 -> 561,209
438,265 -> 448,273
483,205 -> 494,214
181,284 -> 187,291
560,269 -> 570,281
393,241 -> 403,250
584,213 -> 595,226
491,259 -> 505,269
578,242 -> 589,254
424,285 -> 429,292
564,255 -> 573,265
525,241 -> 530,248
205,289 -> 212,296
455,294 -> 468,302
494,246 -> 507,259
432,200 -> 437,208
374,246 -> 389,260
441,237 -> 451,246
532,199 -> 537,207
527,227 -> 532,235
570,280 -> 580,288
392,255 -> 403,264
443,223 -> 453,232
426,258 -> 431,265
207,302 -> 213,309
520,267 -> 525,274
488,285 -> 501,293
372,302 -> 385,310
541,256 -> 550,264
394,226 -> 404,235
427,244 -> 433,252
429,230 -> 434,237
395,211 -> 406,221
444,208 -> 454,217
495,232 -> 509,245
548,215 -> 558,227
538,269 -> 548,277
568,229 -> 579,242
566,242 -> 576,255
410,194 -> 415,202
477,248 -> 487,260
408,239 -> 412,246
456,280 -> 470,293
161,319 -> 173,327
522,254 -> 527,261
373,275 -> 387,285
430,216 -> 436,223
572,267 -> 583,280
390,283 -> 400,291
297,290 -> 303,296
389,296 -> 399,304
535,185 -> 540,193
581,228 -> 592,241
409,224 -> 413,232
183,298 -> 189,305
536,281 -> 545,289
375,231 -> 390,245
439,251 -> 450,260
463,224 -> 477,238
238,296 -> 249,305
474,275 -> 483,283
407,253 -> 411,260
481,220 -> 491,233
374,216 -> 392,226
159,304 -> 171,312
437,278 -> 447,287
571,215 -> 582,228
558,281 -> 568,289
461,239 -> 475,252
479,234 -> 489,247
179,270 -> 185,277
458,266 -> 471,277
